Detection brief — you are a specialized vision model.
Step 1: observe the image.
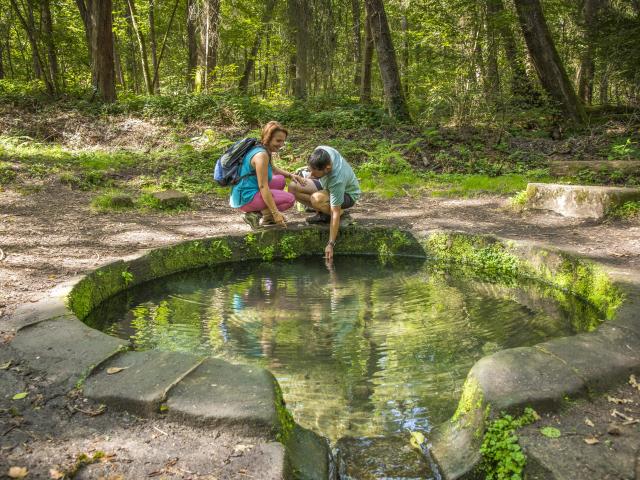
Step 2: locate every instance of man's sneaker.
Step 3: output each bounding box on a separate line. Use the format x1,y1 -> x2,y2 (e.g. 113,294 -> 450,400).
340,212 -> 355,227
242,212 -> 261,230
306,212 -> 330,224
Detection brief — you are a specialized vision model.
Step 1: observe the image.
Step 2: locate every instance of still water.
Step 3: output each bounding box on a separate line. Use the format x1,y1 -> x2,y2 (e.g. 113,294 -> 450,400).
86,256 -> 600,442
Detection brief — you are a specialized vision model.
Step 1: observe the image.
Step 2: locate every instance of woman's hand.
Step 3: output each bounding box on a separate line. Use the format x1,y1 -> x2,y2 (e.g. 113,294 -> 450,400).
273,211 -> 287,227
290,174 -> 307,186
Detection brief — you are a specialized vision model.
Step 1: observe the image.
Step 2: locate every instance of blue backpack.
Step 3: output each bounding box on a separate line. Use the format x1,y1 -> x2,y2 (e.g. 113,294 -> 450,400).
213,138 -> 262,187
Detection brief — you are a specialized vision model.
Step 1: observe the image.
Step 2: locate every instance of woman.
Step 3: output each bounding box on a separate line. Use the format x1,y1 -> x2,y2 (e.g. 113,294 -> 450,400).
230,121 -> 305,229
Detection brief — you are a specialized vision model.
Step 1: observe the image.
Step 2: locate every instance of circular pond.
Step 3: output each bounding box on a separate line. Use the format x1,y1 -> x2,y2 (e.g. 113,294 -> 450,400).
85,255 -> 601,443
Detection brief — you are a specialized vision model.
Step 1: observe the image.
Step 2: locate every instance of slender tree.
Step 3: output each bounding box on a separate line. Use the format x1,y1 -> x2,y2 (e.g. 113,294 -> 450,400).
360,5 -> 373,103
148,0 -> 159,92
486,0 -> 535,101
126,0 -> 153,94
364,0 -> 410,121
186,0 -> 197,90
576,0 -> 604,105
41,0 -> 59,92
351,0 -> 361,87
514,0 -> 586,123
239,0 -> 277,93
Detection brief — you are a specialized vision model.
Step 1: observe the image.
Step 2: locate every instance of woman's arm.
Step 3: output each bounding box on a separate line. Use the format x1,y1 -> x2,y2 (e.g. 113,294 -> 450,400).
253,152 -> 285,225
273,165 -> 307,186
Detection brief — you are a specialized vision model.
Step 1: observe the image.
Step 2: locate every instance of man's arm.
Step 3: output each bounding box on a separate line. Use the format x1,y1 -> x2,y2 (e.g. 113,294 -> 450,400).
324,205 -> 342,262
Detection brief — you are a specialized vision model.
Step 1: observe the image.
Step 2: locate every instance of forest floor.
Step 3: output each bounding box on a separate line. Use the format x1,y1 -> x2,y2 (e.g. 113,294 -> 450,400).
1,102 -> 640,478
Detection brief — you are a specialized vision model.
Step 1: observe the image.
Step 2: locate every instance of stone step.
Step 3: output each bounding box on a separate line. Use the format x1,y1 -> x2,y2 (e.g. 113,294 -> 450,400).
9,318 -> 128,388
525,183 -> 640,219
550,160 -> 640,177
165,357 -> 281,437
151,190 -> 190,209
83,350 -> 203,416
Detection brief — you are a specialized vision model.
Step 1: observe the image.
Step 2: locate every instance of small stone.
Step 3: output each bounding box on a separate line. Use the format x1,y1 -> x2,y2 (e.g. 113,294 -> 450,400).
151,190 -> 190,209
607,424 -> 622,436
109,195 -> 134,208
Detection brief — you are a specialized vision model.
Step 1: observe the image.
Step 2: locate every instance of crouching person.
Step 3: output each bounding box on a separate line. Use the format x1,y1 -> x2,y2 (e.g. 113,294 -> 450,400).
231,121 -> 305,229
288,146 -> 361,262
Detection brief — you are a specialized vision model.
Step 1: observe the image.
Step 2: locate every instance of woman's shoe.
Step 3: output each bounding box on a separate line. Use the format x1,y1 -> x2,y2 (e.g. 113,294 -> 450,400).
242,212 -> 261,229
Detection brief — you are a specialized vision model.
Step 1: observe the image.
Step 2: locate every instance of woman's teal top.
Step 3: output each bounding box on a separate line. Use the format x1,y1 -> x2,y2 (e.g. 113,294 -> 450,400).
229,146 -> 271,208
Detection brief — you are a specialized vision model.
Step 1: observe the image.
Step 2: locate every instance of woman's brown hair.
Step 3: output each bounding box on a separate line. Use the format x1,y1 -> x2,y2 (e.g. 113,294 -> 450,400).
260,121 -> 288,146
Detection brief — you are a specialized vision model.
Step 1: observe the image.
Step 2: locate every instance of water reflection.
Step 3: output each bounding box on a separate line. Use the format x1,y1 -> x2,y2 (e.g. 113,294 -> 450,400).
86,256 -> 601,441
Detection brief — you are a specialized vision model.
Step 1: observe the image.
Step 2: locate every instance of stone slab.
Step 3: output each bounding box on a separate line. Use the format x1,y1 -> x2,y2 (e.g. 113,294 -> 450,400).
285,425 -> 330,480
525,183 -> 640,219
471,347 -> 586,412
549,160 -> 640,177
217,442 -> 290,480
84,350 -> 203,416
151,190 -> 190,209
9,318 -> 128,388
165,357 -> 280,437
336,434 -> 435,479
536,324 -> 640,392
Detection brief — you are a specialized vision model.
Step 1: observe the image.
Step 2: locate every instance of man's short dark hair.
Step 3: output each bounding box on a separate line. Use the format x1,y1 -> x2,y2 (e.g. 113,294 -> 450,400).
308,149 -> 331,170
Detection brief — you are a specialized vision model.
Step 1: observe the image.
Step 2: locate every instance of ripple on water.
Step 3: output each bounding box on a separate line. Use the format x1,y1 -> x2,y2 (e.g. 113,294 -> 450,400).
87,255 -> 601,442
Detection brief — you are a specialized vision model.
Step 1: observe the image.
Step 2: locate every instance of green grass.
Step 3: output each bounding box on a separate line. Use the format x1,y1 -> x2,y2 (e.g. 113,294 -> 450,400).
608,200 -> 640,219
358,170 -> 550,199
90,189 -> 135,212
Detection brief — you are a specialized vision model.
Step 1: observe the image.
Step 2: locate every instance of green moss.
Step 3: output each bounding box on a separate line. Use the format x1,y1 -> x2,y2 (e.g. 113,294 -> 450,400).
451,376 -> 484,425
424,232 -> 623,323
274,381 -> 295,443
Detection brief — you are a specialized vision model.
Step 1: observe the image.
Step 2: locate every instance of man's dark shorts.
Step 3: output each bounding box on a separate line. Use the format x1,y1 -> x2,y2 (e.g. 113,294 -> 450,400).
312,179 -> 355,209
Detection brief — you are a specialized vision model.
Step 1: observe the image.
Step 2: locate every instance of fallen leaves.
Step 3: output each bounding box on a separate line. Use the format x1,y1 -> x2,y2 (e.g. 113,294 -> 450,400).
49,468 -> 64,479
0,361 -> 12,370
106,367 -> 128,375
8,466 -> 28,478
607,396 -> 633,404
583,437 -> 599,445
630,375 -> 640,393
12,392 -> 28,401
409,431 -> 425,450
584,418 -> 595,428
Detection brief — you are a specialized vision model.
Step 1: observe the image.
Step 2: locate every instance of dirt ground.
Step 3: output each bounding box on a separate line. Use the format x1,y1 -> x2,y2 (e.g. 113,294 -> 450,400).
1,184 -> 640,478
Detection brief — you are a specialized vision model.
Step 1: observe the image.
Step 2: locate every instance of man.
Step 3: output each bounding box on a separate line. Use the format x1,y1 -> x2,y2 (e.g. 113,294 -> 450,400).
288,146 -> 361,262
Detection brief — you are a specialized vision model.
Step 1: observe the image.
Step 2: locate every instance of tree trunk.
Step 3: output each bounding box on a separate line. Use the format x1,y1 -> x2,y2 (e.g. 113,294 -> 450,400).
194,0 -> 221,91
364,0 -> 411,121
360,6 -> 373,103
288,0 -> 310,99
576,0 -> 604,105
351,0 -> 362,87
239,0 -> 277,93
484,0 -> 500,99
150,0 -> 179,91
0,41 -> 4,79
41,0 -> 59,93
401,14 -> 409,97
126,0 -> 153,94
148,0 -> 159,92
89,0 -> 116,102
9,0 -> 55,94
75,0 -> 93,66
114,34 -> 125,87
186,0 -> 197,90
487,0 -> 535,101
514,0 -> 586,123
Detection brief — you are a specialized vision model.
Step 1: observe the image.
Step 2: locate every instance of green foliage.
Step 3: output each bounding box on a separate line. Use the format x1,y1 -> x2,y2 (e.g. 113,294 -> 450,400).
480,408 -> 539,480
509,190 -> 530,210
121,269 -> 134,287
90,190 -> 134,212
608,138 -> 639,161
608,201 -> 640,219
540,426 -> 561,438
